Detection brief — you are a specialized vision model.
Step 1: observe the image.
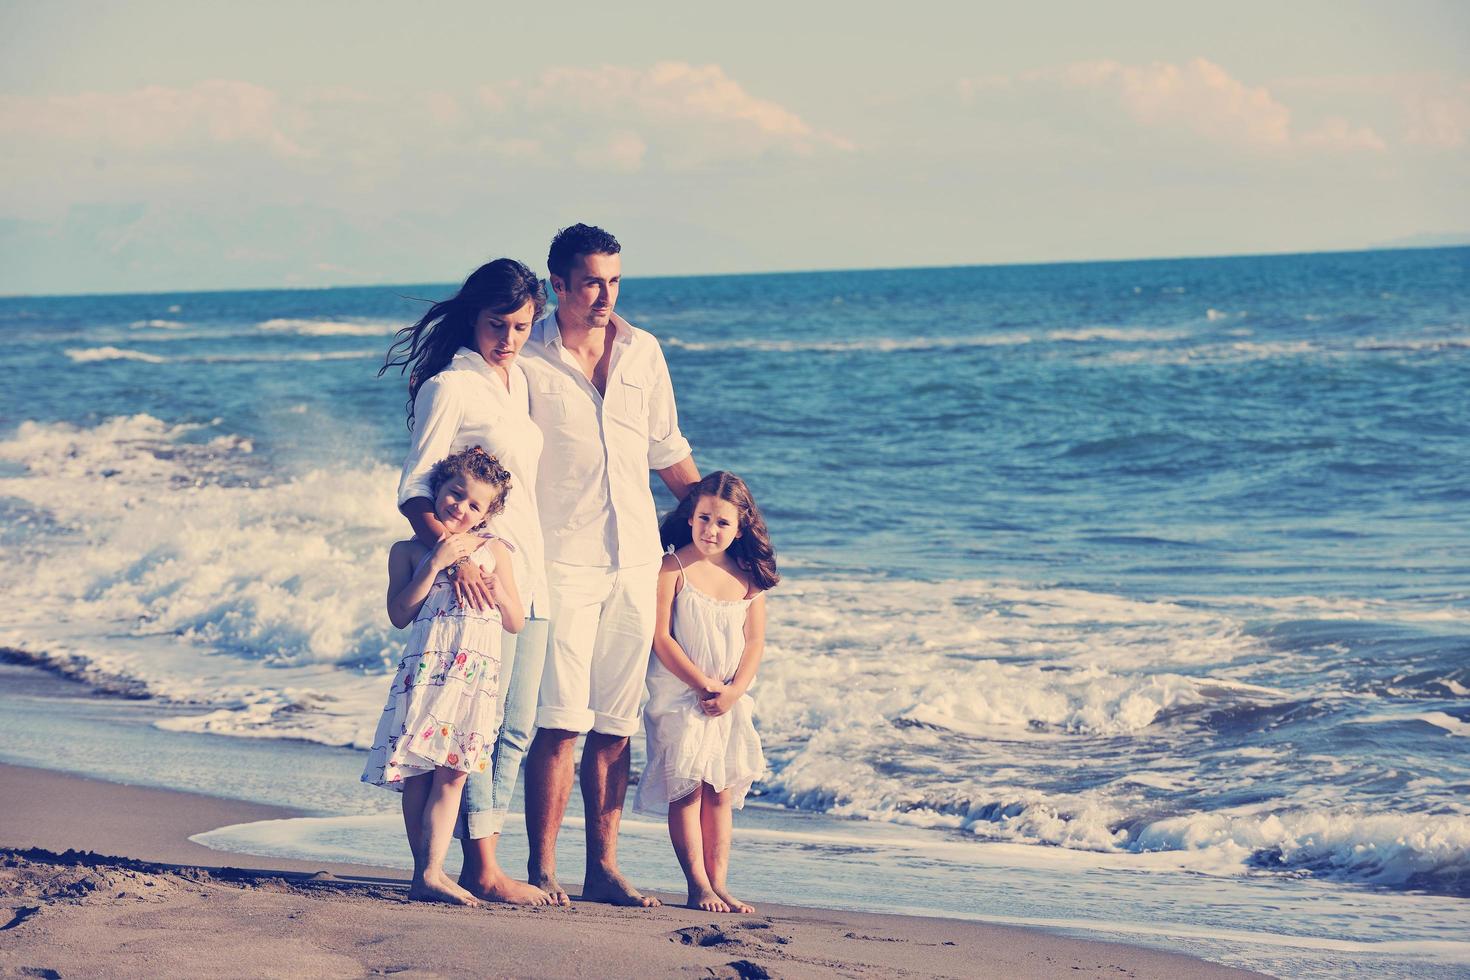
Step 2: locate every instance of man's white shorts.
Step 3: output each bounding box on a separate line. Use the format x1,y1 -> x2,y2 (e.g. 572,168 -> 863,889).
536,560 -> 658,737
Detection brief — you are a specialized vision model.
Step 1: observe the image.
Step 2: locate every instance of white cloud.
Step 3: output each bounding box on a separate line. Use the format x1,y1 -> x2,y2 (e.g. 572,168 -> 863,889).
1056,58 -> 1292,147
1301,117 -> 1388,152
484,61 -> 853,168
0,63 -> 849,214
960,58 -> 1386,155
0,80 -> 306,157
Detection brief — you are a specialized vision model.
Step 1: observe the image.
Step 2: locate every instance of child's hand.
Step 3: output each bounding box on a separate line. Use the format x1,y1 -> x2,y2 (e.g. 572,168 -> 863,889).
430,533 -> 475,572
700,685 -> 740,717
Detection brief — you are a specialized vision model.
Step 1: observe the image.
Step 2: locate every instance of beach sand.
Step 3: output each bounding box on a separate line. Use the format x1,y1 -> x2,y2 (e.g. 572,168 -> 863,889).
0,762 -> 1261,979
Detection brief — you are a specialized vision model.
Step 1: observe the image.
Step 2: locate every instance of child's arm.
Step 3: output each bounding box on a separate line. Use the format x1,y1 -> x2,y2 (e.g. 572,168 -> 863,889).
386,536 -> 471,629
701,592 -> 767,717
483,539 -> 525,633
651,554 -> 724,698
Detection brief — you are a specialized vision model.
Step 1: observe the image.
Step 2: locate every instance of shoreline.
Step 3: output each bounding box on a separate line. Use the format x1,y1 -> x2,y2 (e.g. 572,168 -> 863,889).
0,761 -> 1259,978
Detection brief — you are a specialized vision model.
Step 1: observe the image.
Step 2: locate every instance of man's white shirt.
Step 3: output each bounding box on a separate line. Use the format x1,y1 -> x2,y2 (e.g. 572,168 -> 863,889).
520,310 -> 691,569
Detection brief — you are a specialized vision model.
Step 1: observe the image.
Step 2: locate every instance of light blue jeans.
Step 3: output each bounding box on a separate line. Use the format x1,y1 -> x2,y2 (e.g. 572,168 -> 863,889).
456,614 -> 550,839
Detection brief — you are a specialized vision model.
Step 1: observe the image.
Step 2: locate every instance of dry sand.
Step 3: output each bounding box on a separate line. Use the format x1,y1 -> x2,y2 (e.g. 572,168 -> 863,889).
0,763 -> 1261,979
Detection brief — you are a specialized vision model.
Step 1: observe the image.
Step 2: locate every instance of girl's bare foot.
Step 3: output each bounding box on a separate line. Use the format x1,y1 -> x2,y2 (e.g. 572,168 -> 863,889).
409,871 -> 481,907
687,886 -> 729,913
713,887 -> 754,914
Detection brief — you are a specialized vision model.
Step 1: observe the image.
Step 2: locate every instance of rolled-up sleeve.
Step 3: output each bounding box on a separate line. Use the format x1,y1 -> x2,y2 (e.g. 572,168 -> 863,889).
645,343 -> 692,470
397,376 -> 465,506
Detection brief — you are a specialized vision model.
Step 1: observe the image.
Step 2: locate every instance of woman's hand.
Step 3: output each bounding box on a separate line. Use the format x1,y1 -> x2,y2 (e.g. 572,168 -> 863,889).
700,684 -> 740,717
430,532 -> 474,571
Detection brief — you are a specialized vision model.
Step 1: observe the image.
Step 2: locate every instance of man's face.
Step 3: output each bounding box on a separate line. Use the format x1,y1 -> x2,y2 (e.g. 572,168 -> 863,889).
552,251 -> 621,330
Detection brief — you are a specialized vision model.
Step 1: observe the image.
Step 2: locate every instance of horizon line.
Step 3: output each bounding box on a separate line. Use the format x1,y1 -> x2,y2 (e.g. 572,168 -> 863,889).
3,241 -> 1467,302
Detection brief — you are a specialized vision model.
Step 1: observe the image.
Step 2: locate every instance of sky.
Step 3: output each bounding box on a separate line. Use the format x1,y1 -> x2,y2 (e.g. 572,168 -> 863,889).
2,1 -> 1467,294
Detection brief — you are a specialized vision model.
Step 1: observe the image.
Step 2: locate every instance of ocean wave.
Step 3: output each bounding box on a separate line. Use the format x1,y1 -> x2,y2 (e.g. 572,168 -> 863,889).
63,348 -> 377,365
663,333 -> 1032,353
129,319 -> 188,329
64,346 -> 168,364
1044,327 -> 1188,343
258,317 -> 400,337
1136,808 -> 1470,895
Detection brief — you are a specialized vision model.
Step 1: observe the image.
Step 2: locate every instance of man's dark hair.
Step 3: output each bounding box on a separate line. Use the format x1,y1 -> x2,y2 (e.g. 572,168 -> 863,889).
547,224 -> 621,282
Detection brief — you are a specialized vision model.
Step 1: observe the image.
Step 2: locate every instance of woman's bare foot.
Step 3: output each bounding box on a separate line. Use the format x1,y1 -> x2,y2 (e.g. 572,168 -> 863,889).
583,865 -> 661,907
460,868 -> 555,906
687,886 -> 729,913
408,871 -> 480,907
528,868 -> 571,907
713,887 -> 754,914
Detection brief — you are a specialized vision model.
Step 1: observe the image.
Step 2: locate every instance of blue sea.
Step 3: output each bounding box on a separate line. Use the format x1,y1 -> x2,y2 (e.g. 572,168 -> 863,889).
1,247 -> 1467,976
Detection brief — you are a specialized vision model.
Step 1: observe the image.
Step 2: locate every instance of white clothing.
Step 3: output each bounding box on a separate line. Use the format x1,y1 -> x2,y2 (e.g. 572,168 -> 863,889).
635,557 -> 765,815
536,559 -> 659,737
519,311 -> 691,569
361,536 -> 505,789
396,348 -> 548,609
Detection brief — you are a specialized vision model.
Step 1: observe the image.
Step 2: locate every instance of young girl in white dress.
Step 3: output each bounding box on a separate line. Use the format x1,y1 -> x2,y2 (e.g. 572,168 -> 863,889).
362,446 -> 524,907
636,471 -> 779,914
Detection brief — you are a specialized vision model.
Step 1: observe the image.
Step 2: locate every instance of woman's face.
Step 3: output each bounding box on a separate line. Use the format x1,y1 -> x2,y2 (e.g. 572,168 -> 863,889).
473,299 -> 536,369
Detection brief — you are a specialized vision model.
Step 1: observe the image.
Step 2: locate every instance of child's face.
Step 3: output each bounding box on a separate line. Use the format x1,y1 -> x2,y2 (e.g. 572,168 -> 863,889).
689,494 -> 741,556
435,473 -> 500,533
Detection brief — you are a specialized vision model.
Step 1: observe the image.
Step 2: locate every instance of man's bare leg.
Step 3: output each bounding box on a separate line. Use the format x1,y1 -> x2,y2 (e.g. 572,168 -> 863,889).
525,727 -> 577,906
580,731 -> 661,907
459,833 -> 554,905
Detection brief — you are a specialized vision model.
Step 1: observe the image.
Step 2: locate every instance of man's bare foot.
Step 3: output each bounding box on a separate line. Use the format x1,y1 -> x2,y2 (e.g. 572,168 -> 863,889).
460,869 -> 555,906
583,865 -> 661,907
528,868 -> 571,907
713,887 -> 754,914
687,886 -> 729,913
408,871 -> 480,907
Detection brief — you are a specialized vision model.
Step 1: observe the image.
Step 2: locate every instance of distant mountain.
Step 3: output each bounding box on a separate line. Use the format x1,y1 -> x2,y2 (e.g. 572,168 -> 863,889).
1370,232 -> 1470,250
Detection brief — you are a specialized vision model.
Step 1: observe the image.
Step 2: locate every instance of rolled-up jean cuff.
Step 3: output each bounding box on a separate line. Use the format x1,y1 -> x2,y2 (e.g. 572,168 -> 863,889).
466,807 -> 508,838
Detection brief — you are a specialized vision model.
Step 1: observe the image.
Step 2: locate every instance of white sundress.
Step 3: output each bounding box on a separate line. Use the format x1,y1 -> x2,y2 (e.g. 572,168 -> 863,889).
361,535 -> 506,789
635,554 -> 766,815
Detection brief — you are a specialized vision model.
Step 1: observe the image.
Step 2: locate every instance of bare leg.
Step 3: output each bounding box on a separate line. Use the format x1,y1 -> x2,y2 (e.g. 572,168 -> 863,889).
401,774 -> 431,881
702,784 -> 753,914
524,727 -> 577,905
408,767 -> 479,906
459,833 -> 554,905
669,788 -> 726,912
580,731 -> 660,907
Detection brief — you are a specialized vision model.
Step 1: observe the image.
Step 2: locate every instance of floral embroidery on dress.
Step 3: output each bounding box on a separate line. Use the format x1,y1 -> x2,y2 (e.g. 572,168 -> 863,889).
361,535 -> 506,791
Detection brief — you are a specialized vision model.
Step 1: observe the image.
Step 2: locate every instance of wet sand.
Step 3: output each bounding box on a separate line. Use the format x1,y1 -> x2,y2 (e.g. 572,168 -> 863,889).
0,762 -> 1262,979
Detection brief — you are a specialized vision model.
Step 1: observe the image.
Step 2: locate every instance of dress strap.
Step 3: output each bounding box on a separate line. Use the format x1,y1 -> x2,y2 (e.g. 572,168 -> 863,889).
666,544 -> 686,590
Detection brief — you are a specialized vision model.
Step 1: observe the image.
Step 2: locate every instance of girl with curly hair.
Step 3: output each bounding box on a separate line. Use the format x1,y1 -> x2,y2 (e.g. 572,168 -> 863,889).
362,446 -> 524,907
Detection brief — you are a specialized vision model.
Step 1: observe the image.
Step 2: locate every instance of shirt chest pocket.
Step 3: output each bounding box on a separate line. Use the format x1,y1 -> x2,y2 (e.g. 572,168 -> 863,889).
532,380 -> 568,424
618,378 -> 647,421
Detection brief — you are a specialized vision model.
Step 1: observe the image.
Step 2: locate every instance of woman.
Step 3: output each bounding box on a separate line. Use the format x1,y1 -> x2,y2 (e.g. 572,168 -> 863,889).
380,258 -> 558,906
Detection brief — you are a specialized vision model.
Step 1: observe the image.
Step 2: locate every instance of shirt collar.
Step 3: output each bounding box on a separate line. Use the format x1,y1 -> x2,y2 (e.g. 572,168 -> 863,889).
543,309 -> 634,349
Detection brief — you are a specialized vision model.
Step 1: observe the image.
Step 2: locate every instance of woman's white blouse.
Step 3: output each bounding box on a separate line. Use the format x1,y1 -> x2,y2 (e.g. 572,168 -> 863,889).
397,347 -> 548,610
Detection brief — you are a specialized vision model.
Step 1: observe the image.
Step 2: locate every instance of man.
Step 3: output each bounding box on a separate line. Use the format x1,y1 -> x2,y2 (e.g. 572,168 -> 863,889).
520,223 -> 700,906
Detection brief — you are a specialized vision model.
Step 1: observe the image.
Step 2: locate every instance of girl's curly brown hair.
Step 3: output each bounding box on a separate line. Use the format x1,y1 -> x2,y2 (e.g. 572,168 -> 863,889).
659,471 -> 780,592
427,446 -> 512,531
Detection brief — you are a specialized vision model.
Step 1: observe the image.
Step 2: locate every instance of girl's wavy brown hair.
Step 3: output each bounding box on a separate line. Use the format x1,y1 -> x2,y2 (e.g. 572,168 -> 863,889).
659,471 -> 780,592
428,446 -> 512,531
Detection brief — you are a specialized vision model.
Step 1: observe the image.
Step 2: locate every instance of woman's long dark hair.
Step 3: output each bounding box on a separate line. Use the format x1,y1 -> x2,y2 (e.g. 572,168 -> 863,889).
659,471 -> 780,592
379,258 -> 545,428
